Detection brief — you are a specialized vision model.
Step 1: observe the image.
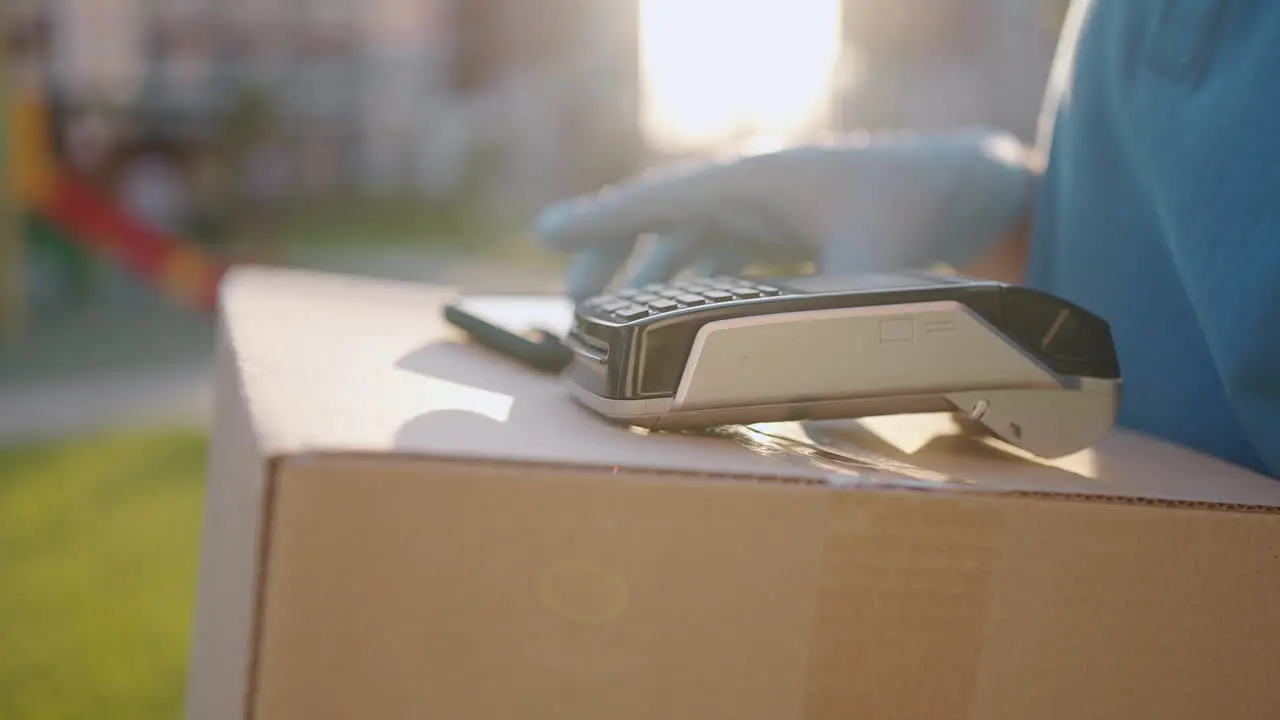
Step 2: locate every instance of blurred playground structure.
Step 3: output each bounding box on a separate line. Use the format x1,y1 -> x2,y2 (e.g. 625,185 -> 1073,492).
7,78 -> 227,314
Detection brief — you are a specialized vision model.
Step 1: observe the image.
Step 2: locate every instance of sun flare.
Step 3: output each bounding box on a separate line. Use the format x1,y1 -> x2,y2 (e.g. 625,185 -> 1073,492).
639,0 -> 843,151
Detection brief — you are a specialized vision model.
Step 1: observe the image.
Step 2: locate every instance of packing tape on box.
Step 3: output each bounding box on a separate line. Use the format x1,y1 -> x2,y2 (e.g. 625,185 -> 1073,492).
801,485 -> 1006,716
716,418 -> 1006,717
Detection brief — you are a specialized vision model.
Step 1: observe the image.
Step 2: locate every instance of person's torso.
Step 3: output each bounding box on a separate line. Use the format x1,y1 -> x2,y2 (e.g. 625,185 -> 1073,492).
1028,0 -> 1280,473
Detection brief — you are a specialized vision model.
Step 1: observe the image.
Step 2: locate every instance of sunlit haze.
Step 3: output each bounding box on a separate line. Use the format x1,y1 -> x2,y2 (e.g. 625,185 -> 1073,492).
640,0 -> 843,152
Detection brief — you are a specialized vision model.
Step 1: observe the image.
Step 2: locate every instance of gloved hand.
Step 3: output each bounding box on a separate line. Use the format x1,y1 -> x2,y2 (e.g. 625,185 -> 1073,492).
533,127 -> 1037,302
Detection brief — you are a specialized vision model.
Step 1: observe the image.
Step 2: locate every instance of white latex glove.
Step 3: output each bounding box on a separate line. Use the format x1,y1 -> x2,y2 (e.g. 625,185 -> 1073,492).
533,128 -> 1037,301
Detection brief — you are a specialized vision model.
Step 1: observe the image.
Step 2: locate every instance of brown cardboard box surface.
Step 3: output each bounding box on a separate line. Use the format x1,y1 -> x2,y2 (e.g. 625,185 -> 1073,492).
186,266 -> 1280,720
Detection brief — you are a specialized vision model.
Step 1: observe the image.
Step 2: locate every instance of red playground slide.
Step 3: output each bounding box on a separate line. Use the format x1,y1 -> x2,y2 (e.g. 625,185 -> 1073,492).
40,174 -> 230,313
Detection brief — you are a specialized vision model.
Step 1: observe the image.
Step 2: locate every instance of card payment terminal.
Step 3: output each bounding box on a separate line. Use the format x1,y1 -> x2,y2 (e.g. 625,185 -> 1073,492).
560,271 -> 1121,458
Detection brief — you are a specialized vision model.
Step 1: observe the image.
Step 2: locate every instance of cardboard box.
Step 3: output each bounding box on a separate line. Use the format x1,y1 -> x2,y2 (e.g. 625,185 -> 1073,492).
186,266 -> 1280,720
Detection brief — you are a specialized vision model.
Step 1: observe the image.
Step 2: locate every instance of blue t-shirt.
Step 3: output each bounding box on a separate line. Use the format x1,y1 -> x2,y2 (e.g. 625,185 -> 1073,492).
1027,0 -> 1280,477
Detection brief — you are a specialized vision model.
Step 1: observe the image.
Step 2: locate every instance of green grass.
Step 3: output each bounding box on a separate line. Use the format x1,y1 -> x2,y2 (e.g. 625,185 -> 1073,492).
0,430 -> 208,720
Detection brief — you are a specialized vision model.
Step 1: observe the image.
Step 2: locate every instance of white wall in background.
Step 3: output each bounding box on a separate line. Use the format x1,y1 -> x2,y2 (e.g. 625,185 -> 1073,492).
50,0 -> 147,101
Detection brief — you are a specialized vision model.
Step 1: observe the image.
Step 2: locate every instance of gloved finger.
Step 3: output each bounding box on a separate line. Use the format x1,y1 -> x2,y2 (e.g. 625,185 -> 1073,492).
533,154 -> 785,253
623,230 -> 703,288
683,205 -> 815,277
564,236 -> 638,302
694,238 -> 815,278
690,246 -> 752,277
620,205 -> 815,284
819,209 -> 916,274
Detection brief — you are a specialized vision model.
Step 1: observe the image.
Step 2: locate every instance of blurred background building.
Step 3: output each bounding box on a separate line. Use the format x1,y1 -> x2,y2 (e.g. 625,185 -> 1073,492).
14,0 -> 643,216
9,0 -> 1064,212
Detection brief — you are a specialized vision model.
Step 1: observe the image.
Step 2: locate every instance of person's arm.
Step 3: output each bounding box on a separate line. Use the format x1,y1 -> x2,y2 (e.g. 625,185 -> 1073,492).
959,213 -> 1031,284
958,150 -> 1042,284
961,0 -> 1083,285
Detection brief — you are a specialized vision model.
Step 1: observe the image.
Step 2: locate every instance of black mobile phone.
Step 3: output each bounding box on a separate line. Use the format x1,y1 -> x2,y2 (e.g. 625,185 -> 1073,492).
443,293 -> 578,373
